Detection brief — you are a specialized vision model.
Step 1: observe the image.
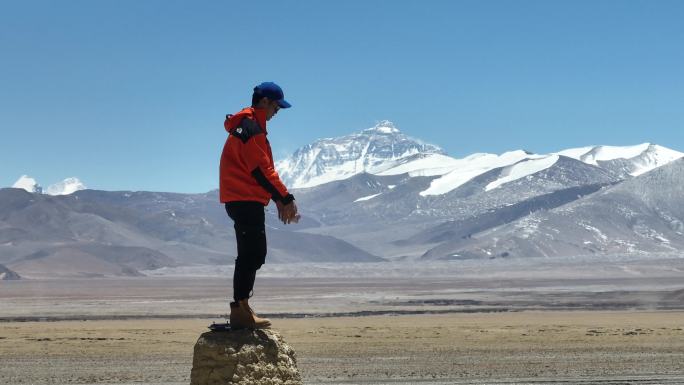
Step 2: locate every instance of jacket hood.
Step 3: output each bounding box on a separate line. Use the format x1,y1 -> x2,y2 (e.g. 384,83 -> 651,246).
224,107 -> 267,134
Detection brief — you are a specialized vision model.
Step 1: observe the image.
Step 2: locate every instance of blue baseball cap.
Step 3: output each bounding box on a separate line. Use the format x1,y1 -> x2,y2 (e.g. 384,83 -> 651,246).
254,82 -> 292,109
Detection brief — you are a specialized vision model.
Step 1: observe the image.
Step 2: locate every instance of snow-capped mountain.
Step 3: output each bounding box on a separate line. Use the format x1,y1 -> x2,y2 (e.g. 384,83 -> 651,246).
46,177 -> 87,195
418,151 -> 548,196
421,143 -> 683,196
5,120 -> 684,276
12,175 -> 42,194
271,123 -> 684,261
555,143 -> 683,177
276,120 -> 446,188
11,176 -> 86,195
277,119 -> 683,195
420,157 -> 684,260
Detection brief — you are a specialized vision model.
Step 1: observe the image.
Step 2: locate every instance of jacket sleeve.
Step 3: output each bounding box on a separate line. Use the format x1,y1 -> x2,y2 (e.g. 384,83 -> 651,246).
243,133 -> 295,204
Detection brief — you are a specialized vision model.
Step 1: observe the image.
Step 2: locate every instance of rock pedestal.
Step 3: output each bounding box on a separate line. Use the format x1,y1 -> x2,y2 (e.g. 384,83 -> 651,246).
190,328 -> 302,385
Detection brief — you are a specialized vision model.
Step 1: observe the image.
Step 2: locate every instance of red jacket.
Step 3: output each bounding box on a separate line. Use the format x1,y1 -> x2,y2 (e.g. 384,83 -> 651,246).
219,107 -> 294,205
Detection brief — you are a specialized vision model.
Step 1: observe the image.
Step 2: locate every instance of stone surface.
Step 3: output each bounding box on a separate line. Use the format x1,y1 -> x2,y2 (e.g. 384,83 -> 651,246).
190,328 -> 302,385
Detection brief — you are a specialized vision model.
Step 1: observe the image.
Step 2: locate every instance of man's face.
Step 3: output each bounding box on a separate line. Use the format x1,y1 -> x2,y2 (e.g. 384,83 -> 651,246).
265,99 -> 280,121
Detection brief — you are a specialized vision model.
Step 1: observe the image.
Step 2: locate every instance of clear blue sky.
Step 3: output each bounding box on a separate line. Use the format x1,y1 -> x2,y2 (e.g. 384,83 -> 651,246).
1,0 -> 683,193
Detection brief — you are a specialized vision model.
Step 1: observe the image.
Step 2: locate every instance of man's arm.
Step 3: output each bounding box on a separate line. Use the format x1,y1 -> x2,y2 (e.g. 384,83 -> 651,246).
237,118 -> 294,205
244,135 -> 294,205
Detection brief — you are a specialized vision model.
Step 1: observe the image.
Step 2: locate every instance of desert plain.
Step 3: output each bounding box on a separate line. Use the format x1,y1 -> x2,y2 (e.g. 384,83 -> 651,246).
2,265 -> 684,384
2,312 -> 684,384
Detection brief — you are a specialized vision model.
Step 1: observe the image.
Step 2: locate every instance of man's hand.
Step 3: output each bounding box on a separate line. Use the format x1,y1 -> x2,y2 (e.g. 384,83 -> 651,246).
275,200 -> 286,223
276,200 -> 300,224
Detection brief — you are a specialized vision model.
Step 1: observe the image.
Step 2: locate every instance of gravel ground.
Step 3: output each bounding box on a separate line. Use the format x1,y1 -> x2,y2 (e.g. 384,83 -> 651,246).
1,311 -> 684,384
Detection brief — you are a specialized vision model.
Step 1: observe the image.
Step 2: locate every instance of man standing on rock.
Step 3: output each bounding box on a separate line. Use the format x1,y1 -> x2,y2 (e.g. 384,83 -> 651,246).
219,82 -> 299,329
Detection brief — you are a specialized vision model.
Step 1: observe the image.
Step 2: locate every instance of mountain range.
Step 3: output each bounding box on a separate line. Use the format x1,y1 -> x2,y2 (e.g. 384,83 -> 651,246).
3,121 -> 683,278
12,175 -> 86,196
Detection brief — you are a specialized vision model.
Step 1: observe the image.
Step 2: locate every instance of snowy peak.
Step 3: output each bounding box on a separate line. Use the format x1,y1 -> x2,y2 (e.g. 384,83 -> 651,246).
363,120 -> 400,134
558,143 -> 652,165
377,153 -> 464,177
10,176 -> 86,195
419,150 -> 549,196
277,121 -> 445,188
12,175 -> 42,194
485,155 -> 560,191
555,143 -> 684,176
420,143 -> 683,196
627,144 -> 684,176
277,118 -> 684,195
46,177 -> 87,195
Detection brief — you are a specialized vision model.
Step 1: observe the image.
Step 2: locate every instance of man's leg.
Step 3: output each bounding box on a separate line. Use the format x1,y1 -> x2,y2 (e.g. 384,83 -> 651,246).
233,258 -> 257,301
225,201 -> 270,328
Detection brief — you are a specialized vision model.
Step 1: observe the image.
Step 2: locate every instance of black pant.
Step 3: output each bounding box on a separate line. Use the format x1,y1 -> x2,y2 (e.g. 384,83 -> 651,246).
225,201 -> 267,302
